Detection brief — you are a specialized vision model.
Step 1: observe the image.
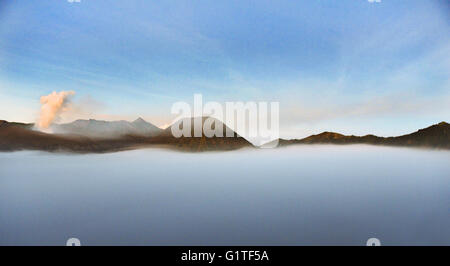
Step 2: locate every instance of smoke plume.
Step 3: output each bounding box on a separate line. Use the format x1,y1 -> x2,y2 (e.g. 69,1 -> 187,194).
37,91 -> 75,129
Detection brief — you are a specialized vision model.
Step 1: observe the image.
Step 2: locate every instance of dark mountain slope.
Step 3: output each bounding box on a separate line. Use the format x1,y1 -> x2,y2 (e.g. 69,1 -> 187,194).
1,119 -> 448,152
279,122 -> 450,149
0,117 -> 252,153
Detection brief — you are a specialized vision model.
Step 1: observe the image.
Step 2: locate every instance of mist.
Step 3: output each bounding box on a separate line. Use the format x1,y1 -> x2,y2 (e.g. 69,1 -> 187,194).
0,145 -> 449,245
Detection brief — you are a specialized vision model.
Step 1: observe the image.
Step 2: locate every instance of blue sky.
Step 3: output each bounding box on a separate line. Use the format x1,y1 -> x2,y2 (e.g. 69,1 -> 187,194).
0,0 -> 449,138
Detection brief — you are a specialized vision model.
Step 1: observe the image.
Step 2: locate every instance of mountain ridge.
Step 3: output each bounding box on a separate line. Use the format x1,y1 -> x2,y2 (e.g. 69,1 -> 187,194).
51,118 -> 163,138
278,121 -> 450,149
0,117 -> 252,152
0,119 -> 448,152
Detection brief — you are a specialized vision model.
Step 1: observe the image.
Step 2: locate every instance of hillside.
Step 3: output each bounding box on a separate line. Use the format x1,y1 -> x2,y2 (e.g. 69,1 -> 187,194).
51,118 -> 163,138
279,122 -> 450,149
1,119 -> 448,152
0,117 -> 252,153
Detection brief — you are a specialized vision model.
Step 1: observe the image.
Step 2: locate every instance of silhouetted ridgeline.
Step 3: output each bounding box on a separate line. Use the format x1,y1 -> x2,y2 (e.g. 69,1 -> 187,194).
278,122 -> 450,149
0,119 -> 448,152
0,118 -> 251,153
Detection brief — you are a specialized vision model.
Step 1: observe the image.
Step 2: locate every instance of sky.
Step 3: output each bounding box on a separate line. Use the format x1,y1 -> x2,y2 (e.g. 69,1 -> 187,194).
0,0 -> 449,138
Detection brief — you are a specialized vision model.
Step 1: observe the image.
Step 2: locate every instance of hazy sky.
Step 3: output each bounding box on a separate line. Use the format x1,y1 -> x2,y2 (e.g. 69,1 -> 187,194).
0,0 -> 449,138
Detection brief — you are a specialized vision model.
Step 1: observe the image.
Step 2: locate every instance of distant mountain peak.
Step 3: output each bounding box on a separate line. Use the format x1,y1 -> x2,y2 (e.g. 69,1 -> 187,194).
50,117 -> 162,137
305,131 -> 345,141
133,117 -> 147,123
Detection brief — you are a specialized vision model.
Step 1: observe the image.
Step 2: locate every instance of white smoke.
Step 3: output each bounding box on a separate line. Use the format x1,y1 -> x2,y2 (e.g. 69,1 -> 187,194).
37,91 -> 75,129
